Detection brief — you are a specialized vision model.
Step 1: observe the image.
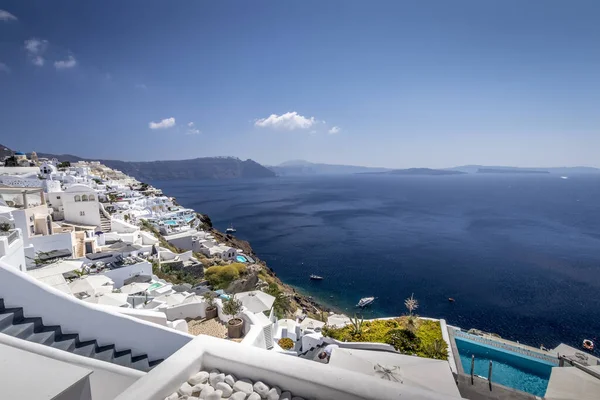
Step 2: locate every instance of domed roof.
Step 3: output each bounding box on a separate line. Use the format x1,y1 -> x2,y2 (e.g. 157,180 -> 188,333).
15,151 -> 25,155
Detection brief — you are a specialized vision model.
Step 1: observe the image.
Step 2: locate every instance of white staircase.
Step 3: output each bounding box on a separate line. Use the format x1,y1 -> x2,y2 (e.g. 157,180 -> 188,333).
98,204 -> 112,232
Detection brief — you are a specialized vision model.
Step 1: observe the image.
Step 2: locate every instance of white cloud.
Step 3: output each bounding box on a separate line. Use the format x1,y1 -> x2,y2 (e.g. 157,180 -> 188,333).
24,38 -> 48,66
24,38 -> 47,54
328,126 -> 341,134
149,117 -> 176,130
32,56 -> 44,66
255,111 -> 316,130
0,62 -> 10,73
0,10 -> 17,21
135,83 -> 147,90
54,55 -> 77,70
186,122 -> 200,135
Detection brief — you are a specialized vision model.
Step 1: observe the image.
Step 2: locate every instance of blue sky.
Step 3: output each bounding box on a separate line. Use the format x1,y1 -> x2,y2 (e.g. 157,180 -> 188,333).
1,1 -> 599,168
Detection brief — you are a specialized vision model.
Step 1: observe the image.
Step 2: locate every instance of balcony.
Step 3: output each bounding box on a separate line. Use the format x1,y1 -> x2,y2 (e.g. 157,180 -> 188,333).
0,230 -> 20,245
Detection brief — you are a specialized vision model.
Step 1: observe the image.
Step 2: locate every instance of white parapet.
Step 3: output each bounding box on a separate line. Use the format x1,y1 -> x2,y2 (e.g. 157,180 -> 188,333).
116,334 -> 462,400
0,260 -> 194,360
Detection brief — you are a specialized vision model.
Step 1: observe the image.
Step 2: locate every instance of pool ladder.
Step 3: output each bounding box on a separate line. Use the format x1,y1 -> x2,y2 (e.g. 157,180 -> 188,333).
470,355 -> 494,391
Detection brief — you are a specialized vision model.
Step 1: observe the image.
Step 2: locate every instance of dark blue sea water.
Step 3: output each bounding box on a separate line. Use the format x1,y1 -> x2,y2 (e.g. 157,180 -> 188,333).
152,174 -> 600,352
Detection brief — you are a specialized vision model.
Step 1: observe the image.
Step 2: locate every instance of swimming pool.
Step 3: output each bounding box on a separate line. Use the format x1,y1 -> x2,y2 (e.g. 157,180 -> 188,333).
455,335 -> 555,397
164,220 -> 177,225
236,255 -> 247,263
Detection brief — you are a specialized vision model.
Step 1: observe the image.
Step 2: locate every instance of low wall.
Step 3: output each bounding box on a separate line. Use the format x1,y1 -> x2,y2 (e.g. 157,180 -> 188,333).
0,332 -> 143,400
164,302 -> 206,321
324,337 -> 397,353
108,306 -> 168,327
102,261 -> 152,288
115,335 -> 458,400
0,261 -> 193,360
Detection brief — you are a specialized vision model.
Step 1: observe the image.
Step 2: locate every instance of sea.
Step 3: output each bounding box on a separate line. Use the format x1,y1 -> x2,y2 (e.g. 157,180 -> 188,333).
151,174 -> 600,352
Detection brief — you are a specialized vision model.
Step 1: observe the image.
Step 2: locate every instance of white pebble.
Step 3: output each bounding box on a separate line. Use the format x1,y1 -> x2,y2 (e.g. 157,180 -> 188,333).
233,379 -> 254,394
209,373 -> 226,387
206,390 -> 223,400
266,387 -> 281,400
189,371 -> 210,385
247,393 -> 261,400
192,384 -> 205,395
230,393 -> 247,400
253,381 -> 270,398
216,382 -> 233,397
200,385 -> 215,399
164,393 -> 179,400
225,374 -> 237,387
179,382 -> 194,396
210,368 -> 221,374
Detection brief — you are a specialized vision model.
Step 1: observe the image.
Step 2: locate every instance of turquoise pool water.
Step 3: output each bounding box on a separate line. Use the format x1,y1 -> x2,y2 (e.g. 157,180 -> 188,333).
236,255 -> 247,263
164,220 -> 177,225
456,337 -> 554,397
185,216 -> 195,222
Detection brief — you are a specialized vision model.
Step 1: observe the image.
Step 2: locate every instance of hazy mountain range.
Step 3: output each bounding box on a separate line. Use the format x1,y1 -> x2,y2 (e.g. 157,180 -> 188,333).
2,144 -> 599,180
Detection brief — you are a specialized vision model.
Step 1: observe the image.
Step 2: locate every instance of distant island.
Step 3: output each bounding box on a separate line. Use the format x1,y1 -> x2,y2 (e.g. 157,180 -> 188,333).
477,168 -> 549,174
362,168 -> 466,176
268,160 -> 390,176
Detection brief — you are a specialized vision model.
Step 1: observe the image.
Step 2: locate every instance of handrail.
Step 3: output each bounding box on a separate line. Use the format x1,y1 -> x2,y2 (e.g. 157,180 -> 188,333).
454,330 -> 559,364
559,355 -> 600,380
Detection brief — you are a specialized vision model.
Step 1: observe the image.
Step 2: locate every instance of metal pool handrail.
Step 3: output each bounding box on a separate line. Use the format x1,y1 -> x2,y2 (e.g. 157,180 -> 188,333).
454,330 -> 559,365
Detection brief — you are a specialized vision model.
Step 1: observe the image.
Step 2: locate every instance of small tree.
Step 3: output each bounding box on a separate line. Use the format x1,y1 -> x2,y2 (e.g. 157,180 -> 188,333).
203,291 -> 217,308
0,222 -> 11,232
222,297 -> 243,321
404,293 -> 419,316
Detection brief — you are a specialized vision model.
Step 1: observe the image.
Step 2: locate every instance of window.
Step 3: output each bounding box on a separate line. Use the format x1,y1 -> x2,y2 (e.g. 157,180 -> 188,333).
74,195 -> 81,202
80,211 -> 85,216
88,194 -> 95,201
81,195 -> 88,202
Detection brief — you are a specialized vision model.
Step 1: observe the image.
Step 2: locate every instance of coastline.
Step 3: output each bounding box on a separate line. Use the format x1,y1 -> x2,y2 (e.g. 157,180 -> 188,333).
152,194 -> 331,318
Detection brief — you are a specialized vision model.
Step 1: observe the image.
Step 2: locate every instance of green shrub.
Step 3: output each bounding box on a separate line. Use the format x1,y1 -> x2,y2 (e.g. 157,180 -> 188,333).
386,328 -> 421,354
321,317 -> 447,360
222,297 -> 243,318
205,263 -> 247,289
278,337 -> 294,350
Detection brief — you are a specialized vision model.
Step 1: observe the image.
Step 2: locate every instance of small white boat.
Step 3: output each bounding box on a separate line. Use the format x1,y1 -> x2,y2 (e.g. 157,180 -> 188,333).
560,176 -> 569,180
310,274 -> 323,280
225,224 -> 236,234
357,297 -> 375,307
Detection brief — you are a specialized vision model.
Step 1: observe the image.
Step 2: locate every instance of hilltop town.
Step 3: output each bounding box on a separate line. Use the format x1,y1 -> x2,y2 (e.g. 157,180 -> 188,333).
0,150 -> 597,400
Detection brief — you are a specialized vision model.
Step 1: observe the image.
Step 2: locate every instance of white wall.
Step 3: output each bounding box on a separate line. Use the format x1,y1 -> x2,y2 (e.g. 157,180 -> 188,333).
164,302 -> 206,321
115,335 -> 455,400
63,188 -> 101,228
101,261 -> 152,288
0,333 -> 143,400
0,261 -> 193,360
111,218 -> 139,233
0,229 -> 26,272
29,231 -> 75,254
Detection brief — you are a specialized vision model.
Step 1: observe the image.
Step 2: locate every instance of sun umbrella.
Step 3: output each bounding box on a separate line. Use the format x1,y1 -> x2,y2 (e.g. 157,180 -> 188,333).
300,317 -> 326,330
83,292 -> 130,307
155,293 -> 186,306
181,294 -> 205,304
119,282 -> 151,294
327,314 -> 351,328
68,275 -> 114,295
234,290 -> 276,314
